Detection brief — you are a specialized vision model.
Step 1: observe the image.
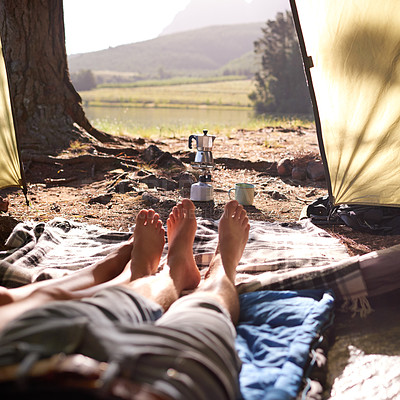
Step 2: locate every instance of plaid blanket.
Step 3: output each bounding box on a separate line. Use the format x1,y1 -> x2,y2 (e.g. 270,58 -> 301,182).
0,218 -> 131,287
0,217 -> 367,301
187,218 -> 366,301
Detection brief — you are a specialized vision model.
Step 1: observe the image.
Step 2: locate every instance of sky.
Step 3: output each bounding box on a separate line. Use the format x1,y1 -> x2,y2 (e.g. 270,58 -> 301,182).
63,0 -> 253,55
63,0 -> 191,55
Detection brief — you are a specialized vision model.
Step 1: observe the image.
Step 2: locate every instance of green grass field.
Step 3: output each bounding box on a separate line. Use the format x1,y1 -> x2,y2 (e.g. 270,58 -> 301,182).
80,78 -> 314,138
80,79 -> 255,109
88,113 -> 314,139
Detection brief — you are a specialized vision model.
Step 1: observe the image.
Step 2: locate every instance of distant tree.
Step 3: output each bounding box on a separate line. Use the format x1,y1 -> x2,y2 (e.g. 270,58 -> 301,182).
71,70 -> 97,91
157,67 -> 170,80
249,11 -> 312,114
0,0 -> 114,151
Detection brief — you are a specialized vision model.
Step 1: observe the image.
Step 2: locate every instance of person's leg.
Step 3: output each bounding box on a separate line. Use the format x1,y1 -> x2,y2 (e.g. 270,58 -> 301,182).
149,200 -> 249,400
116,198 -> 248,319
0,200 -> 248,400
0,241 -> 133,306
191,199 -> 250,323
73,199 -> 245,314
0,209 -> 165,307
110,200 -> 248,400
156,198 -> 249,334
70,199 -> 246,400
0,209 -> 166,331
120,198 -> 201,311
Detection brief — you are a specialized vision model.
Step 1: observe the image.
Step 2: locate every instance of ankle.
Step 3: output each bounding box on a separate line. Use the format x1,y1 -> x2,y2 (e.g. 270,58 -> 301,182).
130,260 -> 156,280
169,271 -> 192,293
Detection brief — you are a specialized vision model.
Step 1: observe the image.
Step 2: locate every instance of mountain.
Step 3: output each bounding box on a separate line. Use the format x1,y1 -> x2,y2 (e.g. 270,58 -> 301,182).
68,22 -> 264,78
160,0 -> 289,36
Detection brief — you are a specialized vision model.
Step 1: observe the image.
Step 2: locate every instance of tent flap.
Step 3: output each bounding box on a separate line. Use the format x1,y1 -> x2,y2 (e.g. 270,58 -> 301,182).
0,37 -> 23,190
292,0 -> 400,207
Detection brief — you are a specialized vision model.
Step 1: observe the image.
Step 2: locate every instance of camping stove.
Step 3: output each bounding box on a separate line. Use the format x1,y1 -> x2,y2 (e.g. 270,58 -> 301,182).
188,129 -> 216,202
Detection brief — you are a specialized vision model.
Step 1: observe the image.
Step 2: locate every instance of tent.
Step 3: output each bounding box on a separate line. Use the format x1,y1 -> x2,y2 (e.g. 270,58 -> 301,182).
0,36 -> 27,198
290,0 -> 400,208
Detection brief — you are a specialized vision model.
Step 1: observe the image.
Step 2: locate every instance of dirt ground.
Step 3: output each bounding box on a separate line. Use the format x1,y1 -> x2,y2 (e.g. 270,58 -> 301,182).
2,126 -> 400,254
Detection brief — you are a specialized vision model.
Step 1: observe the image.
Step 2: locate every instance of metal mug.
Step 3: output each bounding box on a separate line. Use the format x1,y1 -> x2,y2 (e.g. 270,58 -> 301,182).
228,183 -> 255,206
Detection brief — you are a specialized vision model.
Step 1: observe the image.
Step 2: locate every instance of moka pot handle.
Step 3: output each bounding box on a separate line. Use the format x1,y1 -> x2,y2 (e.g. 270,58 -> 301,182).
188,135 -> 198,149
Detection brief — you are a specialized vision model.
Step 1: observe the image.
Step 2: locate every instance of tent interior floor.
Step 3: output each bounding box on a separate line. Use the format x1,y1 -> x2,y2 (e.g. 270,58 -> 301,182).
326,288 -> 400,399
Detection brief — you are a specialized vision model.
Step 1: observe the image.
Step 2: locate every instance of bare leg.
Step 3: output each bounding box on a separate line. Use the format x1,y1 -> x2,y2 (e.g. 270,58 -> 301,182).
0,208 -> 165,306
191,200 -> 250,324
0,286 -> 78,332
122,199 -> 201,311
66,209 -> 166,298
126,200 -> 249,322
0,240 -> 133,306
0,209 -> 166,331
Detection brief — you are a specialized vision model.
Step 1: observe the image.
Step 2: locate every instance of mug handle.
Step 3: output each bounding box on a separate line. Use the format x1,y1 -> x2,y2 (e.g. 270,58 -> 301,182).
228,188 -> 234,199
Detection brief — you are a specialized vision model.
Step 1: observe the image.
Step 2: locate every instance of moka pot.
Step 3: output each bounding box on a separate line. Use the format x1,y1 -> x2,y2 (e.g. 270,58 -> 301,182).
188,129 -> 215,168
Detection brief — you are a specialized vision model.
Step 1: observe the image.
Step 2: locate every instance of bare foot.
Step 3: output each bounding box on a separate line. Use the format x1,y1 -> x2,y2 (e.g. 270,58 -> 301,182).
217,200 -> 250,282
130,209 -> 165,279
166,199 -> 201,291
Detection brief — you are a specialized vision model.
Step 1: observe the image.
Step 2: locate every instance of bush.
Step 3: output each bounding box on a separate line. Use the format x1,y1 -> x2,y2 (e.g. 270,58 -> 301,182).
71,69 -> 97,91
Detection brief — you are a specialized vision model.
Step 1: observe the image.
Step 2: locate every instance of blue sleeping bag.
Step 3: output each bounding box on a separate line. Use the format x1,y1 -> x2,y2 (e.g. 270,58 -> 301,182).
236,289 -> 335,400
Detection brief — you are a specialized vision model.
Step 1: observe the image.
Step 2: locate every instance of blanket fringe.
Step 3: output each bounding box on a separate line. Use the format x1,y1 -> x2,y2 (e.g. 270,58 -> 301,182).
339,296 -> 373,318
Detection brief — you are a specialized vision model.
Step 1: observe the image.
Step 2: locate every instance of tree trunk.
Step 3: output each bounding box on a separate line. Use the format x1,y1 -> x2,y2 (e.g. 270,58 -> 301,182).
0,0 -> 115,153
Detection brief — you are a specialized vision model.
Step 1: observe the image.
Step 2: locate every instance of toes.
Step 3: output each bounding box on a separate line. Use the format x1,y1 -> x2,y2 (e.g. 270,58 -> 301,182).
152,213 -> 160,225
182,198 -> 195,208
170,200 -> 195,220
147,209 -> 155,223
167,214 -> 175,226
156,220 -> 164,233
181,199 -> 195,218
177,204 -> 184,218
238,208 -> 247,221
228,203 -> 244,220
147,211 -> 163,230
172,205 -> 181,219
224,200 -> 239,218
136,210 -> 148,225
233,205 -> 245,220
136,209 -> 163,229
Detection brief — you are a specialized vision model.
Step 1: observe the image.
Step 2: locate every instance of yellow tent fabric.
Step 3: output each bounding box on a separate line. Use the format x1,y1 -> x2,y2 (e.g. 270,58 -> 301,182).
0,37 -> 23,190
294,0 -> 400,207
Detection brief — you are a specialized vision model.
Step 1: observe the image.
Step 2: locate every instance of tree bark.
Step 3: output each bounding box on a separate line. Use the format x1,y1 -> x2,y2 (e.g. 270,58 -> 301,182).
0,0 -> 115,153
